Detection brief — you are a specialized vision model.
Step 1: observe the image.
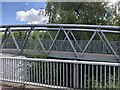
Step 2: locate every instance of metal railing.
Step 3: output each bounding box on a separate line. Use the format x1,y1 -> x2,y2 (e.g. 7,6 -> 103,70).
0,57 -> 119,89
3,38 -> 120,55
0,24 -> 120,60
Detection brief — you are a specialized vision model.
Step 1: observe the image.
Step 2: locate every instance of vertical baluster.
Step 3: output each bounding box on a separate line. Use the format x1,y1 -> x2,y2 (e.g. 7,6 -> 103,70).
36,62 -> 38,84
44,62 -> 46,86
92,65 -> 94,88
104,66 -> 106,88
84,64 -> 86,88
66,63 -> 68,88
96,65 -> 98,88
113,66 -> 115,88
100,65 -> 102,88
109,66 -> 111,88
53,62 -> 55,86
56,62 -> 58,87
60,62 -> 61,88
88,65 -> 90,88
81,64 -> 82,89
50,62 -> 52,86
42,61 -> 44,86
39,62 -> 41,85
63,63 -> 64,88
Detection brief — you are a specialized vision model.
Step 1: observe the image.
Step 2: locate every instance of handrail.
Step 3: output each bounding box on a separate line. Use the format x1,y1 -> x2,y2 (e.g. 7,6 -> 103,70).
0,57 -> 119,66
0,24 -> 120,30
0,28 -> 120,34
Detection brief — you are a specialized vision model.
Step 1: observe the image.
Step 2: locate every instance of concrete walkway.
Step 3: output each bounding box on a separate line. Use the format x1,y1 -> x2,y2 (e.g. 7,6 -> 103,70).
0,85 -> 33,90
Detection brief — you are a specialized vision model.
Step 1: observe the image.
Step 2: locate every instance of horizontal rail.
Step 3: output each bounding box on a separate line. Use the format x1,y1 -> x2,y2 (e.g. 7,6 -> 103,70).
0,57 -> 119,89
0,24 -> 120,30
0,57 -> 119,66
0,28 -> 120,34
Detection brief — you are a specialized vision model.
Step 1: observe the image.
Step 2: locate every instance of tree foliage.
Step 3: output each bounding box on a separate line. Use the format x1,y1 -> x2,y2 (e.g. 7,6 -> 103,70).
46,2 -> 115,25
46,2 -> 120,40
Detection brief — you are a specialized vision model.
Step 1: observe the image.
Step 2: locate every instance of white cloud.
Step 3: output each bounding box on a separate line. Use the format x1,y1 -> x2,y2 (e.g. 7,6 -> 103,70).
16,8 -> 48,24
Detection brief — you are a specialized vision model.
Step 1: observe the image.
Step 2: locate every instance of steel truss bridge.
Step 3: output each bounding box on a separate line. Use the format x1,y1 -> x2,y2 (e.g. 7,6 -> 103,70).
0,24 -> 120,62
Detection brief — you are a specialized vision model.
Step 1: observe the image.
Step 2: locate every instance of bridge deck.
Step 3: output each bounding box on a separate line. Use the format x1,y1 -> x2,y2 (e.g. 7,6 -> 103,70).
1,49 -> 119,63
48,51 -> 118,62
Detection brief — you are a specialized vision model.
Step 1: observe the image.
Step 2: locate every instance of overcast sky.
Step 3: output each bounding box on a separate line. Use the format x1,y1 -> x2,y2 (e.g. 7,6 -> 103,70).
2,2 -> 47,25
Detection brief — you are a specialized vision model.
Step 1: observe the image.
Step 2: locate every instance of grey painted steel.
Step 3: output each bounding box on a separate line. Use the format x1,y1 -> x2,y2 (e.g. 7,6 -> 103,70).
61,30 -> 82,51
81,31 -> 97,57
0,24 -> 119,62
34,29 -> 46,52
41,30 -> 47,40
41,30 -> 57,50
70,31 -> 82,51
48,28 -> 61,53
97,32 -> 110,52
0,28 -> 8,48
0,57 -> 119,89
23,30 -> 28,40
1,24 -> 120,30
21,27 -> 32,52
62,28 -> 78,57
1,28 -> 120,34
100,31 -> 119,60
8,28 -> 20,51
46,30 -> 57,50
60,30 -> 70,49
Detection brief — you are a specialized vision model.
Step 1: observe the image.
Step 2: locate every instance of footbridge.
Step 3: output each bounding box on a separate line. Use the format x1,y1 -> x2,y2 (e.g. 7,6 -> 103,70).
0,24 -> 120,62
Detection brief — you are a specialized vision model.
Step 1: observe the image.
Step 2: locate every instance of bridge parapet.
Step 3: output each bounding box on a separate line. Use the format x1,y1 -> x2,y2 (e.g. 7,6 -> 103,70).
0,24 -> 120,62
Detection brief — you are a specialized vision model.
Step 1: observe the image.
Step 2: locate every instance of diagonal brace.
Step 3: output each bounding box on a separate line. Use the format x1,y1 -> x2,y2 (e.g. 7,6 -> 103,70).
81,31 -> 97,57
48,28 -> 61,53
42,30 -> 58,50
34,29 -> 46,52
0,28 -> 8,48
62,28 -> 78,57
60,31 -> 70,49
8,28 -> 20,51
97,32 -> 110,53
20,27 -> 32,52
70,31 -> 82,52
100,31 -> 119,60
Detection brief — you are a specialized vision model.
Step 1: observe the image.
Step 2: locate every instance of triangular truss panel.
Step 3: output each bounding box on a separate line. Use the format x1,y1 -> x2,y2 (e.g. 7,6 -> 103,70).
0,24 -> 120,62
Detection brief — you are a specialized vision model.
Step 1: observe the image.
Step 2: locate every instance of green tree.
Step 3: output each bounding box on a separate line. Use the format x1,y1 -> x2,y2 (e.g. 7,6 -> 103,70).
46,2 -> 119,40
46,2 -> 110,25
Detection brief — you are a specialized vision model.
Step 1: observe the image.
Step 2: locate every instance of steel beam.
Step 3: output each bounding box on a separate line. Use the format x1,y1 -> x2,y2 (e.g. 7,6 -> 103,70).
48,28 -> 61,53
70,31 -> 82,52
62,28 -> 78,57
20,27 -> 32,52
0,28 -> 8,48
100,31 -> 119,60
60,31 -> 82,52
81,31 -> 97,57
0,28 -> 120,34
41,30 -> 47,40
1,24 -> 120,30
46,31 -> 57,50
97,32 -> 110,53
60,31 -> 70,49
23,30 -> 28,40
41,30 -> 57,50
8,28 -> 20,51
34,29 -> 46,52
